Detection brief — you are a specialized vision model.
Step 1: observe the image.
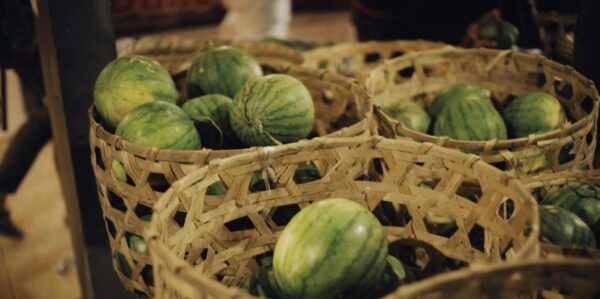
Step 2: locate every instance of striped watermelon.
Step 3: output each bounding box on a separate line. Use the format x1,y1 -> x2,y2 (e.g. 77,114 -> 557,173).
273,198 -> 388,299
383,101 -> 431,133
230,74 -> 315,146
116,101 -> 201,150
433,96 -> 507,142
186,46 -> 263,98
182,94 -> 234,142
542,184 -> 600,235
428,84 -> 491,116
94,55 -> 177,128
504,92 -> 564,138
539,205 -> 597,248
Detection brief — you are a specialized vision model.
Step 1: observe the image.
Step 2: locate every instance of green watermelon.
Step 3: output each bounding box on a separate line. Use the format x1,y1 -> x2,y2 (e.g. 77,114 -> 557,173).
186,46 -> 263,98
375,255 -> 416,297
207,181 -> 227,195
116,101 -> 201,150
497,21 -> 519,49
539,205 -> 597,248
273,198 -> 387,299
504,92 -> 563,138
112,160 -> 128,182
115,251 -> 132,278
127,234 -> 147,254
94,55 -> 177,128
293,164 -> 321,184
542,184 -> 600,234
230,74 -> 315,146
383,101 -> 431,133
477,20 -> 499,40
428,84 -> 490,116
433,96 -> 507,142
182,94 -> 233,136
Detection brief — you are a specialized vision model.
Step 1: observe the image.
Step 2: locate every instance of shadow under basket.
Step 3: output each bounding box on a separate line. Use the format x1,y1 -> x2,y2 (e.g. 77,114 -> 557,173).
89,57 -> 374,295
145,135 -> 539,299
367,46 -> 599,178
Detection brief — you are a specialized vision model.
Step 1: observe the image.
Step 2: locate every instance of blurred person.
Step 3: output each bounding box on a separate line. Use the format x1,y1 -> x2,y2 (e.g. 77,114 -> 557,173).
0,0 -> 50,239
218,0 -> 291,40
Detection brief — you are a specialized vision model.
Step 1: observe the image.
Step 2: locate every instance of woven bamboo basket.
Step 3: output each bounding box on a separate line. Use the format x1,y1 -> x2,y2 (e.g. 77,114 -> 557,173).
302,40 -> 446,81
118,35 -> 305,76
145,135 -> 539,299
89,61 -> 374,295
535,12 -> 576,65
387,257 -> 600,299
367,47 -> 599,178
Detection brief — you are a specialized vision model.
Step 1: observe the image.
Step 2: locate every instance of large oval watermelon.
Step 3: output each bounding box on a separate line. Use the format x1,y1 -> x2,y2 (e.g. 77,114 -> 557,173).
94,55 -> 177,128
273,198 -> 388,299
383,100 -> 431,133
182,94 -> 234,140
229,74 -> 315,146
116,101 -> 201,150
433,96 -> 507,142
504,92 -> 564,138
186,46 -> 263,98
428,84 -> 491,116
539,205 -> 597,248
542,184 -> 600,234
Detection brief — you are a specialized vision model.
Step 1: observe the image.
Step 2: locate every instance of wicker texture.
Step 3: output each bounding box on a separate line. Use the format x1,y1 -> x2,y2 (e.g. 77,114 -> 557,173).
119,35 -> 305,77
367,47 -> 599,178
387,257 -> 600,299
90,62 -> 374,295
302,40 -> 446,81
145,135 -> 539,299
535,12 -> 576,65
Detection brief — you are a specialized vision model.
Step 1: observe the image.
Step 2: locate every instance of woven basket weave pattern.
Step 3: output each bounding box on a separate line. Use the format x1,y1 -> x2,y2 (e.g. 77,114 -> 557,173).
367,47 -> 599,177
303,39 -> 445,81
90,60 -> 374,295
146,136 -> 539,299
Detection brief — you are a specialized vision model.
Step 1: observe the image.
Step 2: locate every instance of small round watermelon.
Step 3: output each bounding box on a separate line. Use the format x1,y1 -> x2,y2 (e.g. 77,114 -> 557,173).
504,92 -> 564,138
497,21 -> 519,49
542,184 -> 600,233
182,94 -> 234,139
116,101 -> 201,150
428,84 -> 491,116
186,46 -> 263,98
230,74 -> 315,146
433,96 -> 507,142
383,101 -> 431,133
539,205 -> 597,248
94,55 -> 177,128
273,198 -> 388,299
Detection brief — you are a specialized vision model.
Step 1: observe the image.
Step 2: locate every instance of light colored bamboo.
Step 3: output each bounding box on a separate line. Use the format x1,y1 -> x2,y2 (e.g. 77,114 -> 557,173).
145,135 -> 539,299
367,46 -> 599,178
303,39 -> 446,82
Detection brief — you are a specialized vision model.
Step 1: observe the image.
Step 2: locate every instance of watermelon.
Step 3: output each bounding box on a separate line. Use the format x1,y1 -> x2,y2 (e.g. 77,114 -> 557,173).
504,92 -> 563,138
542,184 -> 600,234
128,234 -> 147,254
207,181 -> 227,196
230,74 -> 315,146
94,55 -> 177,128
383,101 -> 431,133
477,20 -> 498,40
186,46 -> 263,98
116,101 -> 201,150
539,205 -> 597,248
273,198 -> 388,299
497,21 -> 519,49
116,251 -> 132,278
182,94 -> 233,135
428,84 -> 491,116
293,164 -> 321,184
375,255 -> 416,297
112,160 -> 128,182
433,96 -> 507,142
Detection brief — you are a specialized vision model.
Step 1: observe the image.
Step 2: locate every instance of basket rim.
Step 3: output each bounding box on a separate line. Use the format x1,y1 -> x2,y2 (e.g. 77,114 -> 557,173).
145,135 -> 541,299
303,39 -> 447,57
384,257 -> 600,299
369,46 -> 600,151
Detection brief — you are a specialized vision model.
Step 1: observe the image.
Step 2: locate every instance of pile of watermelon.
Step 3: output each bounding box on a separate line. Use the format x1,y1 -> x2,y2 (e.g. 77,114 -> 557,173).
383,83 -> 566,173
94,46 -> 316,154
538,184 -> 600,248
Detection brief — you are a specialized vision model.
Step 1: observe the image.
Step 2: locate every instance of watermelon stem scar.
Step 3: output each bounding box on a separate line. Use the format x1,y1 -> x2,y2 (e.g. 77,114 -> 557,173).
256,119 -> 283,145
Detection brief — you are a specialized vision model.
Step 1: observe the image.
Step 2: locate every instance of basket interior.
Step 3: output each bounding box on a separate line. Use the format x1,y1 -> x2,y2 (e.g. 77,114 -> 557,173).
149,137 -> 539,297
